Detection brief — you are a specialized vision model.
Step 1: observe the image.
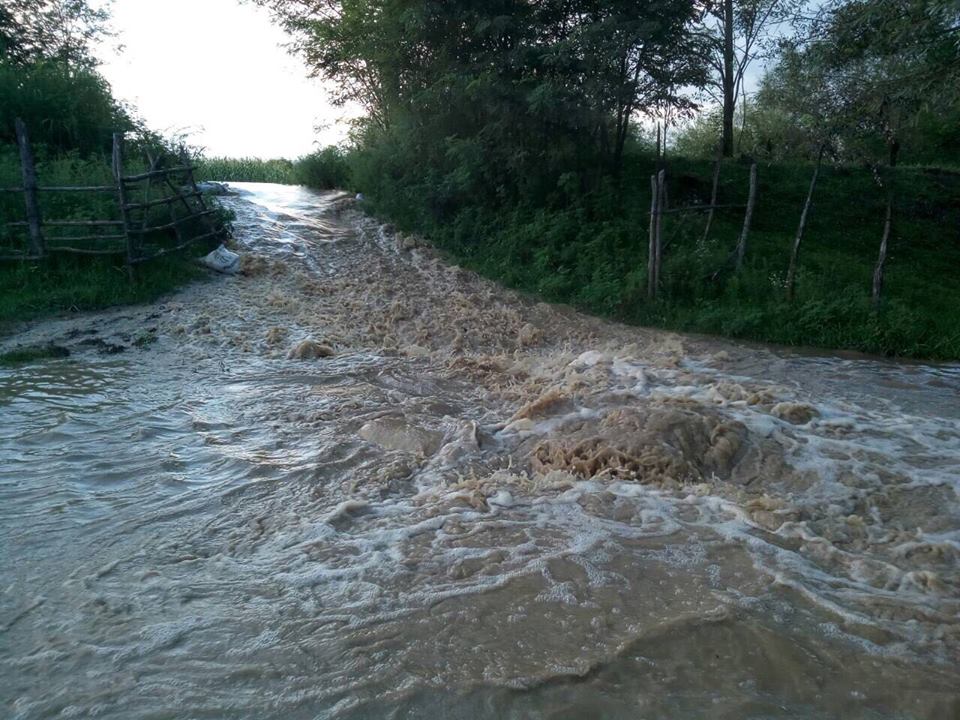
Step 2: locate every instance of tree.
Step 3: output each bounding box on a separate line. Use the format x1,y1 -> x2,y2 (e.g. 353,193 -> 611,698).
798,0 -> 960,165
1,1 -> 128,155
699,0 -> 800,157
255,0 -> 706,183
0,0 -> 110,68
782,0 -> 960,305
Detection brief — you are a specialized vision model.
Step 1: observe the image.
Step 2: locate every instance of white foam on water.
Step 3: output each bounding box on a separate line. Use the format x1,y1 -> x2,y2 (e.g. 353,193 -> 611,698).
2,185 -> 958,719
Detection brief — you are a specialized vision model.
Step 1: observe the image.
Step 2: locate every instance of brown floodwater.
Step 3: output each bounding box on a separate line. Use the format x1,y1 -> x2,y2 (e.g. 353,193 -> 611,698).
1,183 -> 958,719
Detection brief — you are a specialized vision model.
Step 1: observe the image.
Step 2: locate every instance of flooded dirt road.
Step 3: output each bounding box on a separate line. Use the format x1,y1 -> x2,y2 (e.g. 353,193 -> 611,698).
2,183 -> 958,718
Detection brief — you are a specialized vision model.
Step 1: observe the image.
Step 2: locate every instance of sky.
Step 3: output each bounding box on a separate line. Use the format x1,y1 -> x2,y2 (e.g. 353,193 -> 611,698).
94,0 -> 353,159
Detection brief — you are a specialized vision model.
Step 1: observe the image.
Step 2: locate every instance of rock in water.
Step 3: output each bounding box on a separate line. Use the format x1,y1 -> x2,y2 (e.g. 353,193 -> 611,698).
287,339 -> 335,360
359,417 -> 444,456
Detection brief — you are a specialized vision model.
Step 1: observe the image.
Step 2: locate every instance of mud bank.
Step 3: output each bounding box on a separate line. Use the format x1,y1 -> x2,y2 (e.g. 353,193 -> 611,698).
1,183 -> 958,719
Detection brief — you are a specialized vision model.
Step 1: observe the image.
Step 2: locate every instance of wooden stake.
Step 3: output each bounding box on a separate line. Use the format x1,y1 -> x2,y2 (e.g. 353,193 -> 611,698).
113,133 -> 136,280
14,118 -> 44,258
648,174 -> 658,300
872,190 -> 893,309
654,169 -> 666,293
735,163 -> 757,272
702,149 -> 722,243
786,146 -> 824,301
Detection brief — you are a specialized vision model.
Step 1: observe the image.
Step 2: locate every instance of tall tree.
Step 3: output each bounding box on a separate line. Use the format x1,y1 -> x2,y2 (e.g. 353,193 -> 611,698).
255,0 -> 706,179
0,0 -> 110,68
700,0 -> 800,156
787,0 -> 960,304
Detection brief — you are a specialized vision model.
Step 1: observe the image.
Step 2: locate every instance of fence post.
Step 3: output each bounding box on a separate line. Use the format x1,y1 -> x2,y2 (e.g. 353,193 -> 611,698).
112,133 -> 136,280
648,174 -> 659,301
655,169 -> 666,294
735,162 -> 758,272
14,118 -> 44,258
872,188 -> 893,309
702,148 -> 722,243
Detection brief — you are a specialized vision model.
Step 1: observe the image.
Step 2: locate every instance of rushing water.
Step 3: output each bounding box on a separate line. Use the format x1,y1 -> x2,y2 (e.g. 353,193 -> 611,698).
2,183 -> 958,719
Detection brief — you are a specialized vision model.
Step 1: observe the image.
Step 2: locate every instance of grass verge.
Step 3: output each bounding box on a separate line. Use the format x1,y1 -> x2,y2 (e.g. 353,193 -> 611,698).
0,254 -> 204,335
359,154 -> 960,360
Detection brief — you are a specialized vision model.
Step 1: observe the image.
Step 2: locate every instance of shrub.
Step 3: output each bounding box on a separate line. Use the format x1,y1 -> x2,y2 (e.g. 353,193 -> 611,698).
293,147 -> 351,189
0,60 -> 134,156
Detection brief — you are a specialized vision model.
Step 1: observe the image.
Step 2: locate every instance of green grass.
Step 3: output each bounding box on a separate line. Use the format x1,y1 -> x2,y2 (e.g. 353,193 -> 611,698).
0,254 -> 204,333
1,145 -> 221,330
361,153 -> 960,360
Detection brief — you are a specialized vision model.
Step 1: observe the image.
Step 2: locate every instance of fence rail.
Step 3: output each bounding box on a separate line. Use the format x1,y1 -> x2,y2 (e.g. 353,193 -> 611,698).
1,118 -> 228,276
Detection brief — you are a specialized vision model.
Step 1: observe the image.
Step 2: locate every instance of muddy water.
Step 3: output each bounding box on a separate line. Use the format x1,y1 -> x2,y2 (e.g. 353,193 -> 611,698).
2,183 -> 958,719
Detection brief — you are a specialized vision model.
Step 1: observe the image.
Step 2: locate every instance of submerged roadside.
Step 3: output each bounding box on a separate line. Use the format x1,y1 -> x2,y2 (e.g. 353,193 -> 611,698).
2,183 -> 958,719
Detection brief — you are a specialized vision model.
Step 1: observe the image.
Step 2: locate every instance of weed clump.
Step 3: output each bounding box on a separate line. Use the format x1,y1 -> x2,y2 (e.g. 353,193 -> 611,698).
0,344 -> 69,366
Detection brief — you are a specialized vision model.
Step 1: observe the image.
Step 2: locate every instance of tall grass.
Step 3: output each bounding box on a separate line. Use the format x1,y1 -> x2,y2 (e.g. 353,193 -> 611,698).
0,253 -> 203,332
196,157 -> 295,184
196,149 -> 352,190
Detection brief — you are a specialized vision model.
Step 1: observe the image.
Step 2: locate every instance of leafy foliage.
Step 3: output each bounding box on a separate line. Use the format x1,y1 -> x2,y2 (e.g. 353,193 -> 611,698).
0,0 -> 109,68
0,61 -> 134,155
258,0 -> 706,187
293,147 -> 350,189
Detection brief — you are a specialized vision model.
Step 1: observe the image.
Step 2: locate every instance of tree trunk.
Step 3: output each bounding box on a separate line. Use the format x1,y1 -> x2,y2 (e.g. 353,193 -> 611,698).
786,145 -> 824,300
735,162 -> 757,271
872,190 -> 893,309
612,108 -> 632,178
737,80 -> 748,155
721,0 -> 735,158
871,137 -> 899,307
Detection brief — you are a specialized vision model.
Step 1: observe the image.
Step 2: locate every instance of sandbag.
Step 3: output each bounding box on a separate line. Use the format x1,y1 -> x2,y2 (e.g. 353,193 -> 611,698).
201,243 -> 241,274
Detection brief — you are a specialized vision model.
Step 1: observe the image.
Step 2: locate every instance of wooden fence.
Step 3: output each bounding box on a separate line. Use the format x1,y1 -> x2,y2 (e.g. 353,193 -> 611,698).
646,161 -> 755,300
1,118 -> 227,275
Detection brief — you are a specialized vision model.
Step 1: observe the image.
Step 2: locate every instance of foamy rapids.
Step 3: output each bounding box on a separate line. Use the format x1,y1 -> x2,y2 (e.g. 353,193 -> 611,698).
1,183 -> 958,719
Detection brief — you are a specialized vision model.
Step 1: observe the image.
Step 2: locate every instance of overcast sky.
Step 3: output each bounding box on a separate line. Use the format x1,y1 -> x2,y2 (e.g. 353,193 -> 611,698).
95,0 -> 353,158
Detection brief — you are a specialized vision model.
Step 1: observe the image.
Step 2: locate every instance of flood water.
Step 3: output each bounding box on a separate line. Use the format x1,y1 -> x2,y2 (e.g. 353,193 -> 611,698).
2,183 -> 958,719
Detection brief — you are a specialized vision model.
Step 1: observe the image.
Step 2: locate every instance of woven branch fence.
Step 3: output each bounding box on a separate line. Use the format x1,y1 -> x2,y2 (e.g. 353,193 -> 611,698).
1,118 -> 228,276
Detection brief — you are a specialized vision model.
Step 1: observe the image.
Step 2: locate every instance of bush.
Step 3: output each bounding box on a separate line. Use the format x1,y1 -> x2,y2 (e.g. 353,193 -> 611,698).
293,147 -> 351,189
0,60 -> 134,156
